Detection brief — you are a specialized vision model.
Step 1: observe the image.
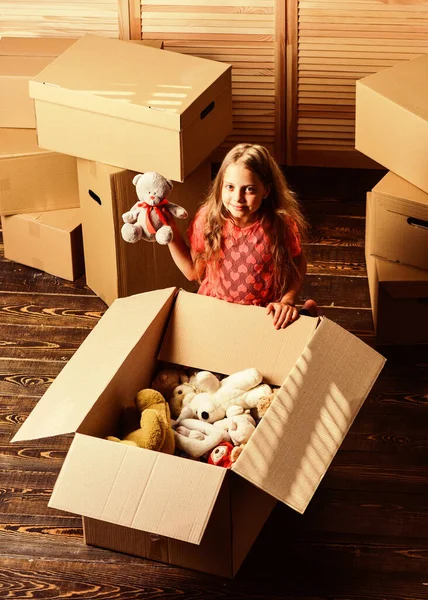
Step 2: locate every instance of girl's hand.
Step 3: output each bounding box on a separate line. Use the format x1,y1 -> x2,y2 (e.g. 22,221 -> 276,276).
266,302 -> 299,330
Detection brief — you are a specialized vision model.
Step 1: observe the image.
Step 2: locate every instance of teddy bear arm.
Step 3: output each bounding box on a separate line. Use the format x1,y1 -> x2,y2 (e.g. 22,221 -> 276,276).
137,410 -> 166,450
122,204 -> 141,224
165,202 -> 188,220
219,368 -> 262,392
174,427 -> 224,458
160,428 -> 175,454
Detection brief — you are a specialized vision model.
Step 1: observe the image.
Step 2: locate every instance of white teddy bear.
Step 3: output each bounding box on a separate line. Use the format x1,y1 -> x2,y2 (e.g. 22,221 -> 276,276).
173,368 -> 272,424
121,171 -> 188,245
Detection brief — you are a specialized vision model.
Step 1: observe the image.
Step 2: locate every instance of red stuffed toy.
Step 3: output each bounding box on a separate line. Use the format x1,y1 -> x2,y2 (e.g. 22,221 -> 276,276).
208,441 -> 244,469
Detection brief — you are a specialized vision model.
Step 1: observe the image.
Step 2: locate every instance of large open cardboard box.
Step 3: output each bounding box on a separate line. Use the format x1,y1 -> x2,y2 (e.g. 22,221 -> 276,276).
29,35 -> 232,181
77,158 -> 210,306
0,128 -> 79,215
370,172 -> 428,272
12,287 -> 385,577
0,37 -> 77,128
355,54 -> 428,194
366,191 -> 428,344
1,207 -> 84,281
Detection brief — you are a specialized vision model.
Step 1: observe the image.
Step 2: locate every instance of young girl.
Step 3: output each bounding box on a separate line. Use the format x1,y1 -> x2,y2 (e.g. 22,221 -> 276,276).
167,143 -> 318,329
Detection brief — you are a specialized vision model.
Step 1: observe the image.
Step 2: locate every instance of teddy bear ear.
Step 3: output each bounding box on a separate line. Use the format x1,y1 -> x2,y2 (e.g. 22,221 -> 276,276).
132,174 -> 143,186
164,178 -> 173,193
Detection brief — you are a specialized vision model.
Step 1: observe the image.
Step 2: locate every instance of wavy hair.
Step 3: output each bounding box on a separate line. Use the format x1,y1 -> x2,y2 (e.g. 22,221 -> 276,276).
194,143 -> 308,300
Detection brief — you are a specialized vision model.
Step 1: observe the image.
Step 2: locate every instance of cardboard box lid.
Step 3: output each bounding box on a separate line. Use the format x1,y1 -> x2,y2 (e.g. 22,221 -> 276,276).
29,34 -> 231,133
233,318 -> 386,513
11,287 -> 177,442
357,54 -> 428,123
0,55 -> 53,77
376,258 -> 428,299
13,208 -> 81,233
0,36 -> 77,56
373,171 -> 428,221
0,128 -> 49,158
48,433 -> 226,544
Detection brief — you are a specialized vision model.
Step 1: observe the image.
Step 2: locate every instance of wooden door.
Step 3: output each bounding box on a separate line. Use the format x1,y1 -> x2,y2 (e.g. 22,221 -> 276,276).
289,0 -> 428,168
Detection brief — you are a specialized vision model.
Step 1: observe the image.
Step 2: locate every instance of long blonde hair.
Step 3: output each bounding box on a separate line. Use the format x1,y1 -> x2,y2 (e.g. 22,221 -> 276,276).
195,143 -> 308,299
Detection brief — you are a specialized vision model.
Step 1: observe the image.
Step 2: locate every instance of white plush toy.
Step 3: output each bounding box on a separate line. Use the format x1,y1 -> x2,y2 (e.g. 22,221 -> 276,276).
174,368 -> 272,424
121,171 -> 188,245
212,406 -> 256,445
169,370 -> 222,419
173,418 -> 225,458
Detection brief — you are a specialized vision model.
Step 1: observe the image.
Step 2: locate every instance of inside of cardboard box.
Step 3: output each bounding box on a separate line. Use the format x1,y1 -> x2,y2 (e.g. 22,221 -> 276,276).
90,357 -> 279,471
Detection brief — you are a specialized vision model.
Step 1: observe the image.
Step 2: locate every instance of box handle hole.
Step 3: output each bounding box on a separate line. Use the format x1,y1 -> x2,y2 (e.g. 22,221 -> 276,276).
407,216 -> 428,230
200,101 -> 214,120
88,189 -> 102,206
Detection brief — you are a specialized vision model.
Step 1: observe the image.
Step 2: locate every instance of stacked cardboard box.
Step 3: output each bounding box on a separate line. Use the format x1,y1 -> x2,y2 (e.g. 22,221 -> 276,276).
0,37 -> 82,280
356,57 -> 428,344
23,34 -> 232,303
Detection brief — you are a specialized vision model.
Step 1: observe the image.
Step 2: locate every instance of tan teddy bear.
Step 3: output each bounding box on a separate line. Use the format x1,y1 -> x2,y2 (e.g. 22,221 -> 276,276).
107,389 -> 175,454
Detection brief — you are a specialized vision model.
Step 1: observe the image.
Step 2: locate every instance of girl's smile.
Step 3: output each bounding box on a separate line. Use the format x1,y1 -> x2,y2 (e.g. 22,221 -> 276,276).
222,164 -> 269,227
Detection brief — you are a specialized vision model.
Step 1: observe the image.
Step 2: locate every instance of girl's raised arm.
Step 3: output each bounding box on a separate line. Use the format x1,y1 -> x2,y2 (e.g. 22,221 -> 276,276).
167,221 -> 199,282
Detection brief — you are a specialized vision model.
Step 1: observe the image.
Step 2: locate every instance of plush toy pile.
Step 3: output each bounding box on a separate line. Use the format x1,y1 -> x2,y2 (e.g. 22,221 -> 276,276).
106,364 -> 278,469
154,364 -> 278,467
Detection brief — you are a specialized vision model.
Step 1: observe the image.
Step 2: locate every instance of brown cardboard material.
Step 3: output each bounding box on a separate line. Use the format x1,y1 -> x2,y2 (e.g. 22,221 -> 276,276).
0,128 -> 79,215
11,287 -> 385,577
355,55 -> 428,194
0,37 -> 77,56
370,172 -> 428,272
1,208 -> 84,281
0,37 -> 77,128
77,158 -> 210,306
366,192 -> 428,344
29,34 -> 232,181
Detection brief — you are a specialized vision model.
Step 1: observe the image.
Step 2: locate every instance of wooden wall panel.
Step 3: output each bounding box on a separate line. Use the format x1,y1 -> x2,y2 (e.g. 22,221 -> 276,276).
0,0 -> 120,38
139,0 -> 281,164
292,0 -> 428,168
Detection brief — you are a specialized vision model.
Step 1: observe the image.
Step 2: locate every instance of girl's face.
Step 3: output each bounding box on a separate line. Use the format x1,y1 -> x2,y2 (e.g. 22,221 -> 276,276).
221,163 -> 269,227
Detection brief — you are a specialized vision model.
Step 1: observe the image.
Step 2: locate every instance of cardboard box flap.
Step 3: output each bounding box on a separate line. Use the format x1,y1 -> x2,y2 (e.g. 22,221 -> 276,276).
0,128 -> 48,158
20,208 -> 81,233
49,433 -> 227,544
159,291 -> 319,386
373,172 -> 428,221
358,54 -> 428,122
0,37 -> 77,56
11,287 -> 177,443
377,260 -> 428,299
233,318 -> 385,513
29,34 -> 231,133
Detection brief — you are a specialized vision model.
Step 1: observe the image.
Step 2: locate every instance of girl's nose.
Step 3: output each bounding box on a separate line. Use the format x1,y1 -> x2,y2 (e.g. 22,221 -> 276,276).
233,189 -> 243,202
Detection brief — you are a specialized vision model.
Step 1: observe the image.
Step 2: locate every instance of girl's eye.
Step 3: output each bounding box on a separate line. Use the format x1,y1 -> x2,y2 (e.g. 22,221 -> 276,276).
225,184 -> 234,191
246,187 -> 256,194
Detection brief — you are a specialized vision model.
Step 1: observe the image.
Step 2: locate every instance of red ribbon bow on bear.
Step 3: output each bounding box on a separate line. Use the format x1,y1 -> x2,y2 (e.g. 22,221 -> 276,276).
138,199 -> 169,235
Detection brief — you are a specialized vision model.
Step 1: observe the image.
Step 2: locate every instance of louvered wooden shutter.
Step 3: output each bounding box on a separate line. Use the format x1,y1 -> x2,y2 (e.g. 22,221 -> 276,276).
294,0 -> 428,168
0,1 -> 120,37
140,0 -> 279,163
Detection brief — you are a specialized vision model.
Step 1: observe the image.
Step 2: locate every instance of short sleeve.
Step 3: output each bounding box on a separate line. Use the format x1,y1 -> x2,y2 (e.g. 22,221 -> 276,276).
285,217 -> 302,257
187,206 -> 207,255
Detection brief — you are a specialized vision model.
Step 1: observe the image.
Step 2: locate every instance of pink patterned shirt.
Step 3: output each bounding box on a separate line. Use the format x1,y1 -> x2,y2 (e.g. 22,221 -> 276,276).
187,207 -> 301,306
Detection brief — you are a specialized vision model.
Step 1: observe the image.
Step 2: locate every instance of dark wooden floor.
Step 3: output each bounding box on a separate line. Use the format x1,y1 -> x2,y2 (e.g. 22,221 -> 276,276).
2,166 -> 428,599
